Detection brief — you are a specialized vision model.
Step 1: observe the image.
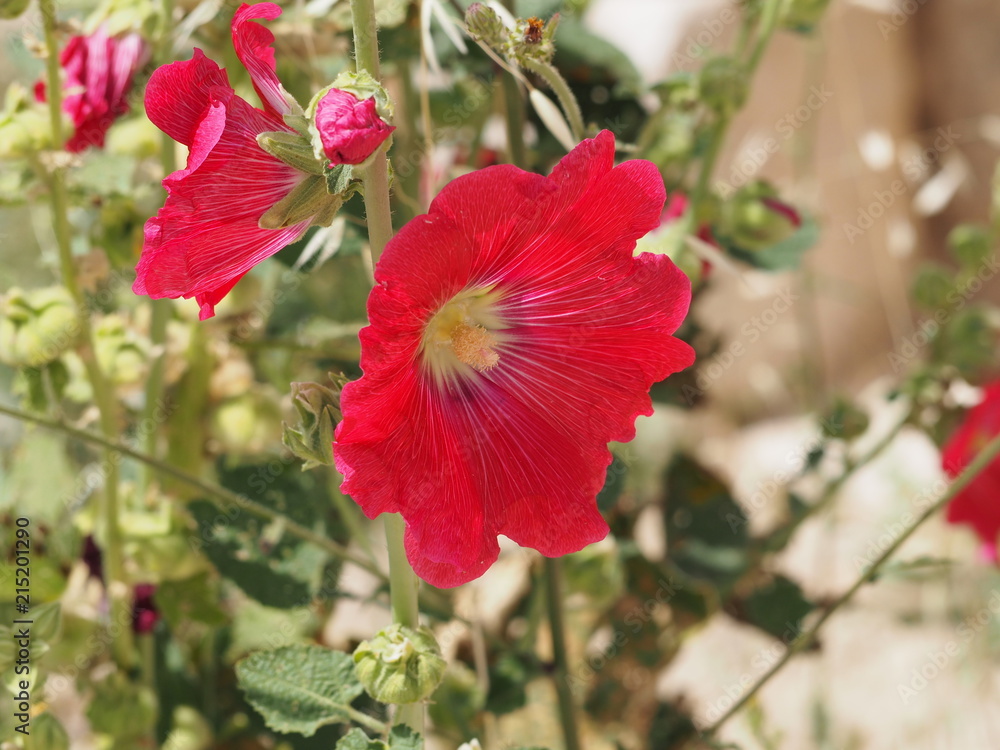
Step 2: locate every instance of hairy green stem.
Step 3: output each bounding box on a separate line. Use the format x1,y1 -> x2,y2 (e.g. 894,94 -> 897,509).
521,57 -> 584,143
704,430 -> 1000,737
0,402 -> 385,580
38,0 -> 134,670
545,557 -> 582,750
350,0 -> 425,734
351,0 -> 394,266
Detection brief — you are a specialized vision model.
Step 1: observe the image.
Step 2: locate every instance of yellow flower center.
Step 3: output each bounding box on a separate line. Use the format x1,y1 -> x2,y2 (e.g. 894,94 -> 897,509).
420,287 -> 505,382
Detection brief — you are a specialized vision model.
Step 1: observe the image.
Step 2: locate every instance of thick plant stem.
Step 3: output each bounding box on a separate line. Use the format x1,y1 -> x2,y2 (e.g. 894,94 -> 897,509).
350,0 -> 425,733
703,430 -> 1000,738
522,58 -> 584,143
38,0 -> 134,671
384,513 -> 424,731
351,0 -> 393,266
545,558 -> 582,750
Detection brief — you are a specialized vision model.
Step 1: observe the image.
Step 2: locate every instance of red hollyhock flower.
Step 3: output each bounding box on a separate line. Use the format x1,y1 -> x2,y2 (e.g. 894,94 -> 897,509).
335,131 -> 695,588
942,381 -> 1000,562
133,3 -> 313,320
35,26 -> 149,153
313,88 -> 394,165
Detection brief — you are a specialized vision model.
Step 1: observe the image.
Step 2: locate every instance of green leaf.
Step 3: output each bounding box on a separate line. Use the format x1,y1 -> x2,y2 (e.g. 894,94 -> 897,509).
236,645 -> 365,737
552,18 -> 643,96
326,164 -> 355,195
729,574 -> 815,641
388,725 -> 423,750
728,213 -> 820,271
336,728 -> 387,750
187,457 -> 347,608
664,456 -> 750,592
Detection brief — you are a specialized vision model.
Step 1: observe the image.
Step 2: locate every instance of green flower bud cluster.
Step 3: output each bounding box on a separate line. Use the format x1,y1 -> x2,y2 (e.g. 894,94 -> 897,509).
697,56 -> 748,117
94,314 -> 150,385
282,375 -> 347,469
0,84 -> 52,159
353,624 -> 446,705
0,287 -> 78,368
718,180 -> 798,253
465,3 -> 559,66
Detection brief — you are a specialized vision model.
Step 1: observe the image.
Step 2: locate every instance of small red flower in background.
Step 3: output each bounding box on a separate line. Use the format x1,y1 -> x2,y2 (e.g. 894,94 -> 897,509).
133,3 -> 312,320
335,131 -> 695,588
35,26 -> 149,153
942,381 -> 1000,562
131,584 -> 160,634
313,88 -> 394,165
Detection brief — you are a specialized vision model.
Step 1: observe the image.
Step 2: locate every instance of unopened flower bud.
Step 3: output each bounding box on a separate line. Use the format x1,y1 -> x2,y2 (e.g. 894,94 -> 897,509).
697,57 -> 748,116
0,0 -> 31,21
465,3 -> 508,47
910,263 -> 954,311
0,286 -> 78,367
948,223 -> 994,271
282,376 -> 346,470
310,87 -> 395,165
720,182 -> 801,253
821,398 -> 870,441
353,624 -> 446,704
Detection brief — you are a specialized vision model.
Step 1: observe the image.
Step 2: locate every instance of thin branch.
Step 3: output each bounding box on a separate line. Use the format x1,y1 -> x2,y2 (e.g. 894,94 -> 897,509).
703,429 -> 1000,737
0,402 -> 386,581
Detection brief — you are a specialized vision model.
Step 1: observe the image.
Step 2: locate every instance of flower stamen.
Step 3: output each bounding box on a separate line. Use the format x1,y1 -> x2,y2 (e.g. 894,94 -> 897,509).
449,322 -> 499,372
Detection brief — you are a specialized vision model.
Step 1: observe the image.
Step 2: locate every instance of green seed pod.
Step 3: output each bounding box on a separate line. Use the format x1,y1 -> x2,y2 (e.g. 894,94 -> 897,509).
697,57 -> 748,117
948,223 -> 995,271
0,286 -> 78,368
0,0 -> 31,21
353,624 -> 446,705
465,3 -> 508,49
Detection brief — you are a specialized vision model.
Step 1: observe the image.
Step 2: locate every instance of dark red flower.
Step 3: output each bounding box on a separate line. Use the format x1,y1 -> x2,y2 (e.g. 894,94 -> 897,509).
335,131 -> 695,588
35,26 -> 149,153
133,3 -> 315,320
313,88 -> 394,165
131,583 -> 160,634
942,382 -> 1000,561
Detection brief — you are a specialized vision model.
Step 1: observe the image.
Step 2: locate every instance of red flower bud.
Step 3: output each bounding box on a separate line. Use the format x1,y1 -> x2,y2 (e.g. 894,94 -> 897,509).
313,88 -> 394,165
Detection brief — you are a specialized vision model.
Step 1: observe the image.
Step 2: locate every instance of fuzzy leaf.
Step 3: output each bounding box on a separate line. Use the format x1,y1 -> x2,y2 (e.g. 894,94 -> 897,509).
236,645 -> 364,737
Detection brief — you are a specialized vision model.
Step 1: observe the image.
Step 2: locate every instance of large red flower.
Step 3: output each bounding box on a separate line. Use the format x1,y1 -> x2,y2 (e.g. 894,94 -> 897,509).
35,26 -> 150,153
942,381 -> 1000,562
335,131 -> 695,588
133,3 -> 312,320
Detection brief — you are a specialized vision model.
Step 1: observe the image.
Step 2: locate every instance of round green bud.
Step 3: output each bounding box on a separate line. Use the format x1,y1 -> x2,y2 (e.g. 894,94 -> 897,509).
947,223 -> 994,271
353,624 -> 446,705
0,0 -> 31,21
0,286 -> 78,368
697,57 -> 748,116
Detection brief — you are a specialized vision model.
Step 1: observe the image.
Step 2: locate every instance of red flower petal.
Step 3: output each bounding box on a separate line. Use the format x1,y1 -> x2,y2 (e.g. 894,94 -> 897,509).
335,131 -> 695,587
135,52 -> 308,318
943,382 -> 1000,552
36,26 -> 149,152
232,2 -> 291,116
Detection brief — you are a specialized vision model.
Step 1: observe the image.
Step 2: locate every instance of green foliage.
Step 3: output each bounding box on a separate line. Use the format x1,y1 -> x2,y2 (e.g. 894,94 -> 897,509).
236,645 -> 366,737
